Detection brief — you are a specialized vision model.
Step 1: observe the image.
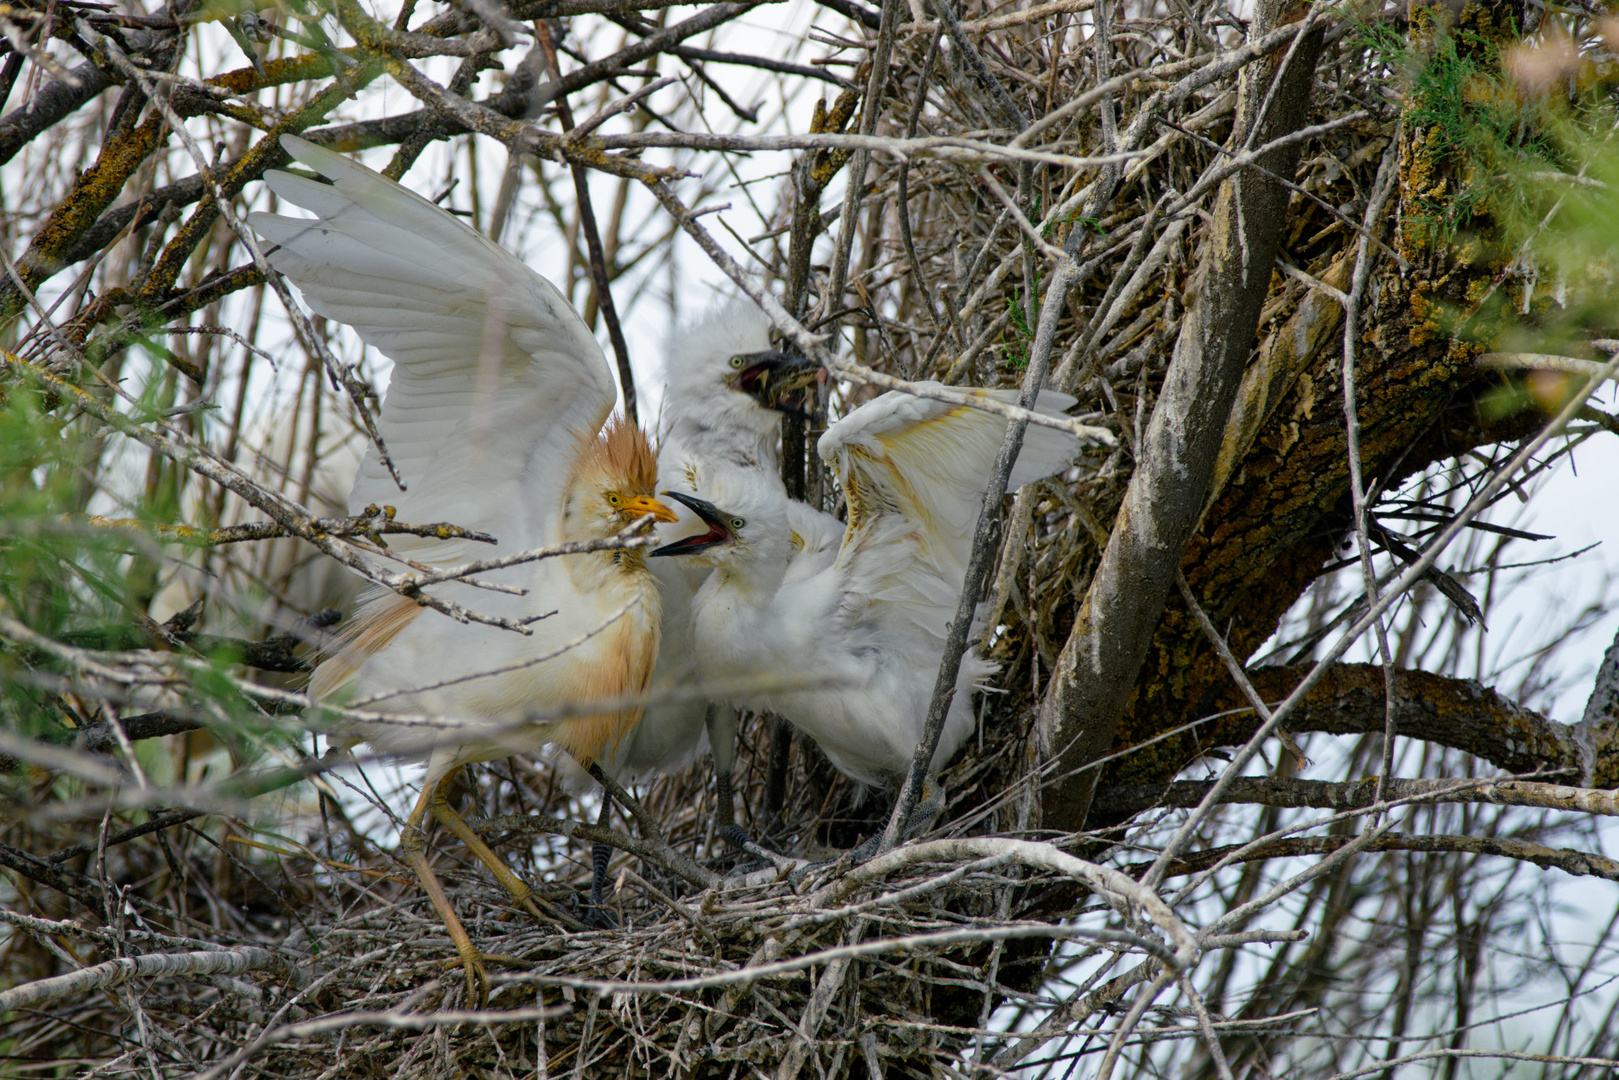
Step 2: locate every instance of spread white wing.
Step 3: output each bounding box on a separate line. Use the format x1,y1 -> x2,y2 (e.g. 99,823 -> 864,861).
249,135 -> 615,564
818,384 -> 1081,578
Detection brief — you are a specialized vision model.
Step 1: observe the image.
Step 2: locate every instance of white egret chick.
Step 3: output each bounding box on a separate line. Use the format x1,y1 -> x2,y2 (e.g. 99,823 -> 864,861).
252,135 -> 677,1001
598,302 -> 839,835
653,385 -> 1084,849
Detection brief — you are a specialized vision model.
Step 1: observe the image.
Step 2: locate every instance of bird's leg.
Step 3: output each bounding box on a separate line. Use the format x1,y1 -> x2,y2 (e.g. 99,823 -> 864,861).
705,705 -> 751,850
705,707 -> 798,876
905,776 -> 947,839
400,781 -> 489,1006
585,797 -> 617,929
714,770 -> 745,846
427,774 -> 548,925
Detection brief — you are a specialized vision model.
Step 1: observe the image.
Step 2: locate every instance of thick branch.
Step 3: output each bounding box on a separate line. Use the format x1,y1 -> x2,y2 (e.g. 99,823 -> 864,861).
0,61 -> 111,166
1154,662 -> 1610,786
1038,0 -> 1325,832
0,947 -> 301,1013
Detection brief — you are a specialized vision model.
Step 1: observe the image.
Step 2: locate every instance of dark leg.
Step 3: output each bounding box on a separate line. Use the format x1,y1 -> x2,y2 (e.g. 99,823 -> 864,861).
708,707 -> 800,875
585,796 -> 618,928
706,705 -> 752,850
847,777 -> 948,864
761,713 -> 792,827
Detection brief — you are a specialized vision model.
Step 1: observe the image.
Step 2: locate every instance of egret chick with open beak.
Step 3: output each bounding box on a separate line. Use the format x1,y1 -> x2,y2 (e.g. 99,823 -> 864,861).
594,303 -> 840,854
654,386 -> 1088,854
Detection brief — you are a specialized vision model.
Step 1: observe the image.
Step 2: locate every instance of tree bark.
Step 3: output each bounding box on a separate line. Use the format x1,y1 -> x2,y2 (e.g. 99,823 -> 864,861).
1038,0 -> 1326,832
1080,0 -> 1535,801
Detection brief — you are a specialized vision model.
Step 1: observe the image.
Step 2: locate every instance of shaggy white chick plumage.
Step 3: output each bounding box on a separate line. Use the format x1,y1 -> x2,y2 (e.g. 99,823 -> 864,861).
600,301 -> 840,819
656,386 -> 1083,842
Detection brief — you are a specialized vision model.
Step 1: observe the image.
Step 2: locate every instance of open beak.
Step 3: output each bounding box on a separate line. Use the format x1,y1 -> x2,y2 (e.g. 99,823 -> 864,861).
650,491 -> 732,556
733,350 -> 824,419
622,494 -> 680,524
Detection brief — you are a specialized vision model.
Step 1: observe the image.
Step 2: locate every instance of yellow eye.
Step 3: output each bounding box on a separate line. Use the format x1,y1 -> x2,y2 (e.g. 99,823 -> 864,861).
729,516 -> 746,531
607,493 -> 622,506
729,355 -> 746,369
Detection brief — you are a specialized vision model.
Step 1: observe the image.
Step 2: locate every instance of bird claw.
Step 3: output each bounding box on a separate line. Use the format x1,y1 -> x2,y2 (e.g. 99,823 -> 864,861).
448,949 -> 491,1008
720,825 -> 800,876
581,900 -> 620,930
786,852 -> 851,892
846,832 -> 884,864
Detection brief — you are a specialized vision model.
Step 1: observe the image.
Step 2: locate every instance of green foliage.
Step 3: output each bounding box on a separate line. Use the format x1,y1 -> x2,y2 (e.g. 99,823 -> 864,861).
1367,15 -> 1619,364
0,388 -> 129,630
0,363 -> 282,755
0,386 -> 128,740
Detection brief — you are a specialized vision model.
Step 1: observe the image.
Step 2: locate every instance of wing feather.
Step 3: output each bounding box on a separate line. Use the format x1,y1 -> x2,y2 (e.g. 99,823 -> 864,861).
249,135 -> 615,563
818,384 -> 1081,578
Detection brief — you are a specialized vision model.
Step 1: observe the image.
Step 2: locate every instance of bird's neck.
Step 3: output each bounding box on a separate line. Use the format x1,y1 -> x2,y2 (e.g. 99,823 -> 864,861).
692,560 -> 783,676
705,543 -> 791,610
557,486 -> 655,589
564,541 -> 651,593
665,408 -> 779,474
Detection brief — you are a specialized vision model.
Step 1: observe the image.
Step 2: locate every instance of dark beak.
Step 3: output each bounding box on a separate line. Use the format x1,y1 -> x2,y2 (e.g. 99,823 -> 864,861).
650,491 -> 733,557
734,350 -> 824,419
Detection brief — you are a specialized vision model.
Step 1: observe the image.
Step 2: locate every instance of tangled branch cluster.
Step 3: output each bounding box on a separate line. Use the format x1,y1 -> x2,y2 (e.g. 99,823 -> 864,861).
4,0 -> 1619,1075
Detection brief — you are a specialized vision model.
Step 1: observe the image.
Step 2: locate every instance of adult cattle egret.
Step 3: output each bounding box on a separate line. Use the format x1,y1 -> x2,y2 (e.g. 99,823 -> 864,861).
653,386 -> 1083,847
251,135 -> 677,1000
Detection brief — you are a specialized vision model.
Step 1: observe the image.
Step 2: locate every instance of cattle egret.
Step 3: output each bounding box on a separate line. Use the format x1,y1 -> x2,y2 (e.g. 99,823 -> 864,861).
251,135 -> 677,1001
653,386 -> 1083,849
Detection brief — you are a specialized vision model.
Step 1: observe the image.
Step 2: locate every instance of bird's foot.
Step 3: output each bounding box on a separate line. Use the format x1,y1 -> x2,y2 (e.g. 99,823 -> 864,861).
786,852 -> 852,892
787,784 -> 945,888
720,825 -> 800,875
448,942 -> 491,1008
832,778 -> 945,868
846,831 -> 884,864
582,900 -> 620,929
500,881 -> 552,927
903,778 -> 947,840
443,950 -> 531,1006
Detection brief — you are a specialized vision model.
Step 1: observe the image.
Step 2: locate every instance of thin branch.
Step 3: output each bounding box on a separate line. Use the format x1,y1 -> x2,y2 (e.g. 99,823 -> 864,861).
0,947 -> 303,1013
535,19 -> 638,423
881,255 -> 1079,854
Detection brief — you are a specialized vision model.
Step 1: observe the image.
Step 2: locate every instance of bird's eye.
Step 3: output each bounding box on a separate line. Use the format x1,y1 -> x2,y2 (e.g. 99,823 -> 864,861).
607,493 -> 621,506
729,516 -> 746,531
729,355 -> 746,369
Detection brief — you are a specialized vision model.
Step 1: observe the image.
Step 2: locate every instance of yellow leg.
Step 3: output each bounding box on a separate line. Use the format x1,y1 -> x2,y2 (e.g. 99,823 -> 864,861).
401,781 -> 489,1005
428,773 -> 548,924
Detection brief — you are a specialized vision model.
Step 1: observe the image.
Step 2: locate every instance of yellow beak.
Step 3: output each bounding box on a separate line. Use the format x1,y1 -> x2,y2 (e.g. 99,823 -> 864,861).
622,494 -> 680,523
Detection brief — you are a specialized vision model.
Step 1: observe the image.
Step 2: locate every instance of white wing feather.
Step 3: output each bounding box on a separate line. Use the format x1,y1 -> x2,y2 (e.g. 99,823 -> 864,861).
249,135 -> 615,563
818,384 -> 1081,577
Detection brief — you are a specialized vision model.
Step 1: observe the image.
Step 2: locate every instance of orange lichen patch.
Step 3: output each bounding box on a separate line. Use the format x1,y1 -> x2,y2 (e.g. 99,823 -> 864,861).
308,592 -> 424,702
573,414 -> 659,497
548,613 -> 658,764
3,117 -> 165,320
